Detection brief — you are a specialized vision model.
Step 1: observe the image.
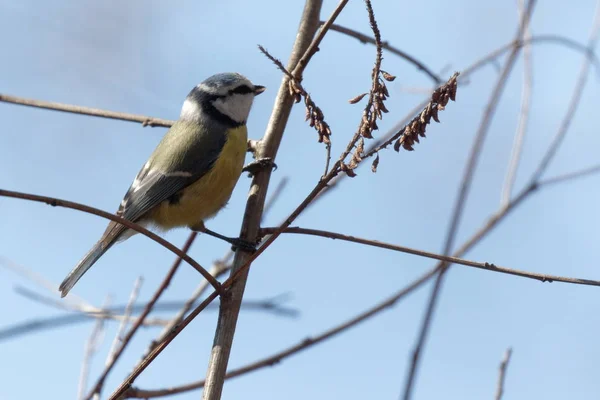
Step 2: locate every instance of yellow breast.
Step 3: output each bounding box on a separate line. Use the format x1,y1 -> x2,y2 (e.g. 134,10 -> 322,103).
150,125 -> 247,229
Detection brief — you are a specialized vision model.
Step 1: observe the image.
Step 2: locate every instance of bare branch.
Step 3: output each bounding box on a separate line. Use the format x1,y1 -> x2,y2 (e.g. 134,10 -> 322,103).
0,189 -> 222,294
401,3 -> 537,399
538,163 -> 600,187
124,267 -> 438,399
529,6 -> 600,183
85,233 -> 196,400
260,226 -> 600,286
0,93 -> 174,127
327,23 -> 443,84
495,348 -> 513,400
78,297 -> 110,400
105,278 -> 144,368
502,0 -> 534,205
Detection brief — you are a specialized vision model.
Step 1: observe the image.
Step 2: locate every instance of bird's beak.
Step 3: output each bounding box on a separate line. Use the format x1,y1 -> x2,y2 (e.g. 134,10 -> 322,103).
253,85 -> 266,95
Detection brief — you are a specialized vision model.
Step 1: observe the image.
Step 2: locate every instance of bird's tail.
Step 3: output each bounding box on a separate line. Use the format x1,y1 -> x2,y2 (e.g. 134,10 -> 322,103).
59,241 -> 110,298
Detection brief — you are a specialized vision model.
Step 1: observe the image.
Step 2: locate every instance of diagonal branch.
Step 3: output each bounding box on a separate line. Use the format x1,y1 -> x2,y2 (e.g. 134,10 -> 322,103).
328,23 -> 442,84
0,93 -> 174,127
259,226 -> 600,286
0,189 -> 222,294
401,2 -> 538,399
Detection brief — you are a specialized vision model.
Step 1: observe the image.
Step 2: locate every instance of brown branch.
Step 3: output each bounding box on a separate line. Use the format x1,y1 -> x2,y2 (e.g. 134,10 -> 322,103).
84,233 -> 196,400
495,348 -> 513,400
125,267 -> 438,399
293,0 -> 350,78
401,2 -> 537,399
198,2 -> 329,399
327,23 -> 443,84
260,226 -> 600,287
0,189 -> 222,294
0,93 -> 174,127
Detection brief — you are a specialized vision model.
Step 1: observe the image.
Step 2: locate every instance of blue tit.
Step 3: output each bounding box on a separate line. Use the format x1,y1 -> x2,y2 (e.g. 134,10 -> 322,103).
59,72 -> 266,297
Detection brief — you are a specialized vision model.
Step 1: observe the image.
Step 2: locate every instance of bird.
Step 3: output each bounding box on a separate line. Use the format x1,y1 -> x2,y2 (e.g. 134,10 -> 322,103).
59,72 -> 266,297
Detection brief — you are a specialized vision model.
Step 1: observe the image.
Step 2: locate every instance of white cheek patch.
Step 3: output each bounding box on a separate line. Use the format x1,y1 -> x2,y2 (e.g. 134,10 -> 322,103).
212,94 -> 253,124
180,99 -> 201,120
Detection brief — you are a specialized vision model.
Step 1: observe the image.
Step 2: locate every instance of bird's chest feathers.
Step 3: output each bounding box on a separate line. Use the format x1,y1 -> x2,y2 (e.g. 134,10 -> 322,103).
166,126 -> 247,226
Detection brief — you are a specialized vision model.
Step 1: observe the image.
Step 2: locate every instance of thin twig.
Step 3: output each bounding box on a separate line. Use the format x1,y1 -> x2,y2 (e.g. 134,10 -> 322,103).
538,163 -> 600,187
260,226 -> 600,286
85,234 -> 196,400
495,348 -> 513,400
78,297 -> 110,400
0,93 -> 174,127
502,0 -> 534,205
401,3 -> 537,400
124,267 -> 438,399
327,23 -> 442,84
0,256 -> 93,310
0,189 -> 222,294
529,4 -> 600,183
105,278 -> 144,368
293,0 -> 349,78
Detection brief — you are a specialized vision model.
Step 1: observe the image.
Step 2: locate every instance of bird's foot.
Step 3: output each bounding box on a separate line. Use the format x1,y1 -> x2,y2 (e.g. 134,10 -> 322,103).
242,157 -> 277,177
190,222 -> 258,252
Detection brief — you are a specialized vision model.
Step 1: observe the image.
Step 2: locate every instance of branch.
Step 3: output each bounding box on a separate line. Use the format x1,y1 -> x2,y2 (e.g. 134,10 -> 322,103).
495,348 -> 513,400
0,189 -> 222,294
529,9 -> 600,183
327,23 -> 442,84
84,234 -> 196,400
401,2 -> 537,399
78,297 -> 110,400
199,2 -> 329,399
0,93 -> 173,127
0,93 -> 174,127
502,0 -> 534,205
260,226 -> 600,286
125,267 -> 438,399
538,163 -> 600,187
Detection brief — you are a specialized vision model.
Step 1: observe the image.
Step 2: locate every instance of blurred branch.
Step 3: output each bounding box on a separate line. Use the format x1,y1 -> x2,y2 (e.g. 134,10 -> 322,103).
0,292 -> 297,343
0,255 -> 93,310
84,233 -> 195,400
327,23 -> 443,84
529,8 -> 600,183
125,267 -> 438,399
495,348 -> 513,400
104,278 -> 144,369
78,297 -> 110,400
401,2 -> 537,399
0,189 -> 222,294
502,0 -> 534,205
260,226 -> 600,286
0,93 -> 174,127
538,163 -> 600,187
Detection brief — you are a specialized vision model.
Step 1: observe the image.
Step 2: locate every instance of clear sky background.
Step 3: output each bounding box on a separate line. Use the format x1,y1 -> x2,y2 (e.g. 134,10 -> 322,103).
1,0 -> 600,399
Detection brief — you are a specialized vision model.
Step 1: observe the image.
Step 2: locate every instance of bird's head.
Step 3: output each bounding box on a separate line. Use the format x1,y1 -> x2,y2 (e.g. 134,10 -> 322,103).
181,72 -> 266,126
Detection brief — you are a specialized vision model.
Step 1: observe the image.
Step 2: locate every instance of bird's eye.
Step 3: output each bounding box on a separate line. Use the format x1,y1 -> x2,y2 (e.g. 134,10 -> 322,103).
229,85 -> 254,95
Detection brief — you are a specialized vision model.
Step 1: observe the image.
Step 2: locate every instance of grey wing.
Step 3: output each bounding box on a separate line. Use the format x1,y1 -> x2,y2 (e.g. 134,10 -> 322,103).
104,122 -> 227,240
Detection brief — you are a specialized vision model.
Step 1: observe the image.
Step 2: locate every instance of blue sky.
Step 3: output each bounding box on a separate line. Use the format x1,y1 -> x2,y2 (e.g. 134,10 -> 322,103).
1,0 -> 600,399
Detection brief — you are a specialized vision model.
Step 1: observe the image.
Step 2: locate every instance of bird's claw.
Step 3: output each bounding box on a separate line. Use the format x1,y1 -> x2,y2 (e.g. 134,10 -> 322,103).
242,158 -> 277,177
230,237 -> 260,252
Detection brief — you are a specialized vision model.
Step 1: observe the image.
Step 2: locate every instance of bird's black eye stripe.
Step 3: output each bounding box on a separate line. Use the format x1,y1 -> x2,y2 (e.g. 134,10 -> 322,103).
229,85 -> 254,95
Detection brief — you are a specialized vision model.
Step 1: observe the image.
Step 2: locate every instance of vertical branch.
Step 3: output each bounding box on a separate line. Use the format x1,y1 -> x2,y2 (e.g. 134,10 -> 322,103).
400,2 -> 537,400
200,2 -> 325,399
78,297 -> 110,400
529,1 -> 600,183
502,0 -> 533,204
495,348 -> 513,400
